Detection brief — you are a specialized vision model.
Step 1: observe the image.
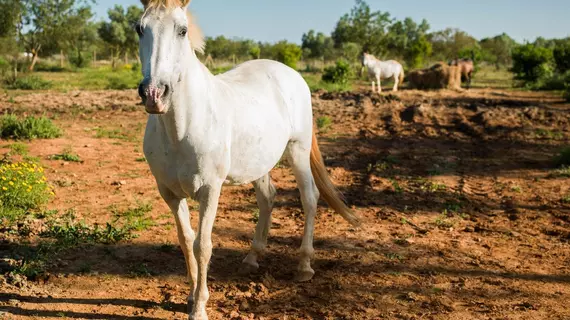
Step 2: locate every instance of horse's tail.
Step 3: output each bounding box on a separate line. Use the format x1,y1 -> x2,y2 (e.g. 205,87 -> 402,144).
399,68 -> 405,85
310,131 -> 361,226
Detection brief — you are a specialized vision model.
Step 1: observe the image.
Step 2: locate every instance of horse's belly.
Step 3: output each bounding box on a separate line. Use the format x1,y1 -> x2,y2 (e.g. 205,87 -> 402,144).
226,128 -> 289,184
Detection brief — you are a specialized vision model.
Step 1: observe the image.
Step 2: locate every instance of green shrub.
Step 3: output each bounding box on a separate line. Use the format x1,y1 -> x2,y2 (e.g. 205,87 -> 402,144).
48,148 -> 82,163
0,161 -> 54,222
68,51 -> 92,69
274,41 -> 303,69
6,75 -> 52,90
322,59 -> 352,85
555,147 -> 570,166
511,44 -> 554,83
35,62 -> 68,72
553,40 -> 570,73
316,116 -> 332,132
0,115 -> 62,139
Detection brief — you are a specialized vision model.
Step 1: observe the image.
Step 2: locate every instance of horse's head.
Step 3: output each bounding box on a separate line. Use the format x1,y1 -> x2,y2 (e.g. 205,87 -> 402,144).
137,0 -> 204,114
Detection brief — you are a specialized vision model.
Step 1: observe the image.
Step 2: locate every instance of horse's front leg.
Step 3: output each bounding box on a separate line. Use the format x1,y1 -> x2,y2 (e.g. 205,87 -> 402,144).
393,74 -> 399,92
376,74 -> 382,93
191,183 -> 223,320
158,185 -> 197,312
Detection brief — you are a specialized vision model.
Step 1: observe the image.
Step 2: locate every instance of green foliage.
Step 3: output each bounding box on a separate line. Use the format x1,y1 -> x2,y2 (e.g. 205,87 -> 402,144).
274,41 -> 302,69
428,28 -> 479,61
0,161 -> 54,222
42,216 -> 136,245
106,74 -> 138,90
480,33 -> 518,67
303,73 -> 352,92
316,116 -> 332,132
322,59 -> 352,85
68,50 -> 92,69
98,5 -> 143,67
511,43 -> 554,82
0,115 -> 62,139
555,147 -> 570,166
331,0 -> 393,54
48,148 -> 82,163
302,30 -> 336,60
111,202 -> 154,232
553,39 -> 570,73
5,75 -> 52,90
6,142 -> 29,156
406,35 -> 432,69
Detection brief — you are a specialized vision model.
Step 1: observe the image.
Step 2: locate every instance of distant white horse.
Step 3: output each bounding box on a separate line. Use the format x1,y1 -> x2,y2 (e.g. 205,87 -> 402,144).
137,1 -> 360,319
361,52 -> 404,93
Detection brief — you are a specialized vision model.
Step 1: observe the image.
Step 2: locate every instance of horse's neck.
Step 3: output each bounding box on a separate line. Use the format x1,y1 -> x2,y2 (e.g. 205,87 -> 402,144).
159,55 -> 217,146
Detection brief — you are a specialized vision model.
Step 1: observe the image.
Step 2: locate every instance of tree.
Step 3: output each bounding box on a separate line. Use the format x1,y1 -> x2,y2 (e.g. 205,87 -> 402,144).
553,38 -> 570,73
273,41 -> 302,69
23,0 -> 95,70
98,5 -> 143,67
331,0 -> 392,55
480,33 -> 518,68
301,30 -> 336,61
511,43 -> 554,82
385,17 -> 430,68
428,28 -> 478,61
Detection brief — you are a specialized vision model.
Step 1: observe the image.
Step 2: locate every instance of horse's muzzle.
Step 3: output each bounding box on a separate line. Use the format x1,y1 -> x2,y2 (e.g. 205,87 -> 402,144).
139,80 -> 170,114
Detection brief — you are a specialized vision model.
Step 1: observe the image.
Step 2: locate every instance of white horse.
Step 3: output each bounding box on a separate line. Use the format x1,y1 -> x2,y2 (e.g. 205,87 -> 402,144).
361,52 -> 404,93
137,1 -> 360,319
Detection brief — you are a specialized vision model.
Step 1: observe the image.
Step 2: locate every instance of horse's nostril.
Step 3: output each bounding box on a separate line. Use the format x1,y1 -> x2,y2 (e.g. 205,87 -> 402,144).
138,83 -> 146,100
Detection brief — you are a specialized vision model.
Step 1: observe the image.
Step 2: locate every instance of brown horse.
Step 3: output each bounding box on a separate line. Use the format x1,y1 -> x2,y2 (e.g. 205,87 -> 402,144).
449,58 -> 474,88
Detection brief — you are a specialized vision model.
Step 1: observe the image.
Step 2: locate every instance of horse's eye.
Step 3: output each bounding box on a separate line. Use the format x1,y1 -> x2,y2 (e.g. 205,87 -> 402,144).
178,27 -> 188,37
135,24 -> 144,37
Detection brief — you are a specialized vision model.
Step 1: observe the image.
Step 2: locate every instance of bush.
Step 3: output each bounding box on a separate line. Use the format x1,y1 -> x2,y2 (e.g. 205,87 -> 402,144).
555,147 -> 570,166
0,115 -> 63,140
5,75 -> 52,90
274,41 -> 303,69
0,161 -> 54,221
316,116 -> 332,132
533,71 -> 570,90
553,40 -> 570,73
68,51 -> 92,69
511,44 -> 554,83
35,61 -> 68,72
322,59 -> 352,84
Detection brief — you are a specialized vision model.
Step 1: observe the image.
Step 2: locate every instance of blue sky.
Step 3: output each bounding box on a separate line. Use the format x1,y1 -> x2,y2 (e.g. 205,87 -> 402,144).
94,0 -> 570,43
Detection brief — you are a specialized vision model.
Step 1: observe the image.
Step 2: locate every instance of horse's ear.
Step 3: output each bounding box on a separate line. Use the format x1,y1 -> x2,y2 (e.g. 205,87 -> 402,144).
181,0 -> 191,8
140,0 -> 149,7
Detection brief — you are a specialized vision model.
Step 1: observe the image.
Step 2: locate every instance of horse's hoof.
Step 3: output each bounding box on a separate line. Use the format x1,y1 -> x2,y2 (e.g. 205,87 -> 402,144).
189,310 -> 208,320
239,260 -> 259,275
186,296 -> 194,314
295,269 -> 315,282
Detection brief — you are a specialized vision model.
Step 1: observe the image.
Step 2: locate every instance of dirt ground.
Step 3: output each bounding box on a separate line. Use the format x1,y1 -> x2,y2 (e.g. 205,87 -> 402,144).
1,86 -> 569,320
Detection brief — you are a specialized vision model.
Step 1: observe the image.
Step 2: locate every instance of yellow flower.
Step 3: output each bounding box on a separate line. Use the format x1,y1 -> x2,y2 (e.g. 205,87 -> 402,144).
8,181 -> 14,186
2,187 -> 7,191
49,192 -> 55,196
1,177 -> 5,181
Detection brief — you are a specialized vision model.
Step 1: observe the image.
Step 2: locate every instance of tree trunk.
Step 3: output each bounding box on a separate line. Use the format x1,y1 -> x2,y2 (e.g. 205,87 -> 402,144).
124,52 -> 128,65
29,53 -> 39,71
60,50 -> 64,68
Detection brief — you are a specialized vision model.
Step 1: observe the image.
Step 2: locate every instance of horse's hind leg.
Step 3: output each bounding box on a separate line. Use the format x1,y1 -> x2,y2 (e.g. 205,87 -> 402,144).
242,173 -> 276,272
286,140 -> 319,282
371,81 -> 375,93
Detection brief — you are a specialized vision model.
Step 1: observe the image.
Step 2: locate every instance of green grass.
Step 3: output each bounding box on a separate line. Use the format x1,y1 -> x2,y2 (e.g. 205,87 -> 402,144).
48,147 -> 82,163
35,66 -> 142,91
470,65 -> 514,89
302,73 -> 353,92
0,115 -> 62,140
5,75 -> 52,90
5,142 -> 29,156
111,201 -> 154,231
316,116 -> 332,132
548,166 -> 570,178
135,157 -> 146,162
